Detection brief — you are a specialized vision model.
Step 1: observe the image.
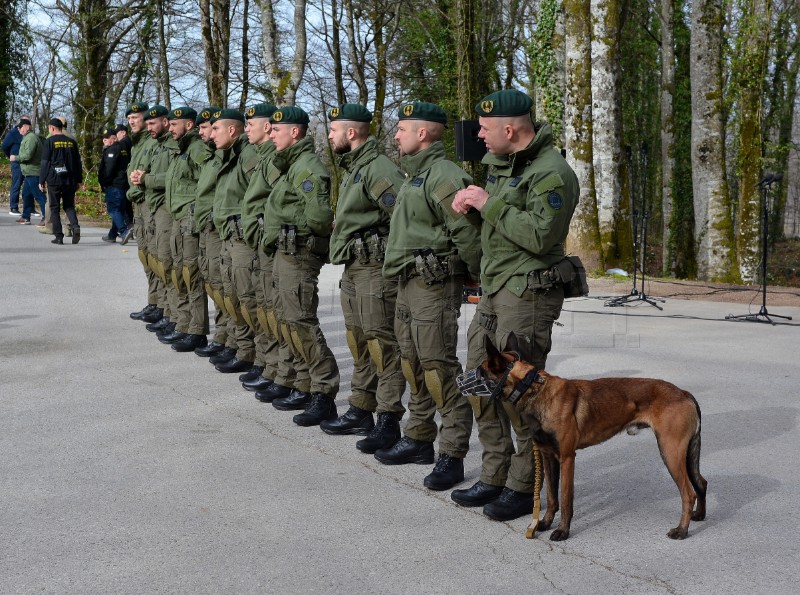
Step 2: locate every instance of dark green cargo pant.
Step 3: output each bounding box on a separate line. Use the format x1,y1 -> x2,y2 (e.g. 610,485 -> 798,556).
152,205 -> 174,318
199,227 -> 231,347
176,215 -> 209,335
274,248 -> 339,396
395,275 -> 472,458
465,284 -> 564,493
133,200 -> 162,308
340,260 -> 405,416
220,237 -> 255,362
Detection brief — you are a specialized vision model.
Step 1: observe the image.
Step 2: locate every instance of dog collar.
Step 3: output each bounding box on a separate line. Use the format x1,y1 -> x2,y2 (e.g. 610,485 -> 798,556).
506,368 -> 544,405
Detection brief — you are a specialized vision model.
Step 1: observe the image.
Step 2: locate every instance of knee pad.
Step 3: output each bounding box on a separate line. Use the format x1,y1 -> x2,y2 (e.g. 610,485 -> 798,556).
424,368 -> 445,409
345,328 -> 360,360
367,338 -> 385,374
400,357 -> 419,394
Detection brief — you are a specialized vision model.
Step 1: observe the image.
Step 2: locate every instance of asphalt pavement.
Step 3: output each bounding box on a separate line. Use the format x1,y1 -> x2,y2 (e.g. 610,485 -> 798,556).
1,214 -> 799,594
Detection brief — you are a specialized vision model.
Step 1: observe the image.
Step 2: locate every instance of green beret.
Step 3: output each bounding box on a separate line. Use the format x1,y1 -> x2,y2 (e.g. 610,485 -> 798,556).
209,108 -> 244,124
397,101 -> 447,125
168,106 -> 198,121
245,103 -> 278,120
126,102 -> 149,116
328,103 -> 372,123
144,104 -> 169,120
475,89 -> 533,117
196,106 -> 222,125
270,106 -> 309,126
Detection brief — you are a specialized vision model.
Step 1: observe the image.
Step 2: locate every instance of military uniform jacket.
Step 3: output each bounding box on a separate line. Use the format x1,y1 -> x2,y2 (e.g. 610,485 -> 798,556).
142,131 -> 174,211
127,130 -> 156,204
98,141 -> 130,191
260,136 -> 333,249
329,136 -> 404,265
213,134 -> 259,240
241,141 -> 276,250
18,132 -> 43,177
383,141 -> 481,280
193,142 -> 220,231
39,133 -> 82,188
166,129 -> 207,220
478,122 -> 579,297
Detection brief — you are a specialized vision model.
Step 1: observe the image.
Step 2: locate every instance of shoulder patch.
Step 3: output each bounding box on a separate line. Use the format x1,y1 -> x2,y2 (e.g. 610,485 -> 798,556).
432,179 -> 460,203
380,192 -> 396,208
302,179 -> 315,193
411,177 -> 424,187
547,191 -> 563,210
532,173 -> 565,195
243,158 -> 259,174
368,177 -> 392,201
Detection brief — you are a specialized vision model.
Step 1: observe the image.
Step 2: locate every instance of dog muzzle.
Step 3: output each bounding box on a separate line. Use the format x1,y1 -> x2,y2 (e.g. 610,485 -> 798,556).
456,367 -> 497,398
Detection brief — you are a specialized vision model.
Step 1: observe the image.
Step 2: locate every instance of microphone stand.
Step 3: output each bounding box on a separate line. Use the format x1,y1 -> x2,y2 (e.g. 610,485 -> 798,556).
606,143 -> 664,310
725,173 -> 792,325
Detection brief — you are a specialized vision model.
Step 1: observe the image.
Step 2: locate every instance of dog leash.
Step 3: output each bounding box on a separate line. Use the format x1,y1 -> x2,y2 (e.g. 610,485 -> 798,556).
526,444 -> 543,539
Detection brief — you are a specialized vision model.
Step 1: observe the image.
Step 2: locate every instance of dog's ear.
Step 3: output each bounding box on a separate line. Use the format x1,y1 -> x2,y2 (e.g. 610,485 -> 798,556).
504,332 -> 521,362
484,335 -> 506,373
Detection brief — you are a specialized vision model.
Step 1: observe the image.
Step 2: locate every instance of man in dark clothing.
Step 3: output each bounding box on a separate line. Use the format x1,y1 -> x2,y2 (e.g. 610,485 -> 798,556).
98,126 -> 131,242
2,118 -> 28,215
39,118 -> 83,245
116,123 -> 134,228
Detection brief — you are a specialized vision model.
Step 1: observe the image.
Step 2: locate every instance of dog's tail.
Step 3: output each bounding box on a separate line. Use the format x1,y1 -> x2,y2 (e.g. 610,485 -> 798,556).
686,394 -> 707,520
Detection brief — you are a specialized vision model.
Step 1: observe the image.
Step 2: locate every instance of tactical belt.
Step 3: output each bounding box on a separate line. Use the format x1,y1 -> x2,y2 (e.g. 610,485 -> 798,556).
351,227 -> 388,265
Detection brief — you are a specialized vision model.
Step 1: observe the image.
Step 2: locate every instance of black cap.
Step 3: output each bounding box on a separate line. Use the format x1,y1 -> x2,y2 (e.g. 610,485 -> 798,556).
49,118 -> 64,128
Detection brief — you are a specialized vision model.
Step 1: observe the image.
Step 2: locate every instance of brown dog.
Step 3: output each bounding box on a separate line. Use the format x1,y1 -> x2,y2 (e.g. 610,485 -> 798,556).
479,334 -> 707,540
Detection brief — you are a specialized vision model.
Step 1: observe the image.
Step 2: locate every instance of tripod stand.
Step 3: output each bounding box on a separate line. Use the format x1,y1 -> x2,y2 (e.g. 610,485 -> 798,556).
725,173 -> 792,325
606,143 -> 664,310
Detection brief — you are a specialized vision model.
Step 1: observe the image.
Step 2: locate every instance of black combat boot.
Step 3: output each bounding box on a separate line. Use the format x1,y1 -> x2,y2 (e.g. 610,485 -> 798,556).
242,375 -> 273,392
172,334 -> 208,352
215,358 -> 253,373
158,329 -> 187,344
423,454 -> 465,491
155,322 -> 177,339
146,316 -> 170,332
272,389 -> 312,411
238,365 -> 265,383
130,304 -> 157,320
356,412 -> 401,454
292,393 -> 337,427
482,488 -> 534,522
320,405 -> 374,436
195,341 -> 225,357
374,436 -> 434,465
141,307 -> 164,323
256,383 -> 291,403
450,481 -> 504,507
208,347 -> 237,364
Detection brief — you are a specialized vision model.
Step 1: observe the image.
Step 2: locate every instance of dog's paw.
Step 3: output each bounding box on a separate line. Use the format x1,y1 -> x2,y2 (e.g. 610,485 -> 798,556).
691,511 -> 706,521
667,527 -> 688,540
549,529 -> 570,541
536,519 -> 552,531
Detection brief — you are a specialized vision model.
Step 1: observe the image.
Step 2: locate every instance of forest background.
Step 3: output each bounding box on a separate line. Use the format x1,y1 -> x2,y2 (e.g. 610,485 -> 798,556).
0,0 -> 798,283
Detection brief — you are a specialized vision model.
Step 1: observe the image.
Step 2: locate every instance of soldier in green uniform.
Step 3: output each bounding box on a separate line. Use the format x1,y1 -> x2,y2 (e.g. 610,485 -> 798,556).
263,106 -> 340,426
209,108 -> 259,373
127,102 -> 165,324
193,106 -> 234,359
239,103 -> 307,398
376,101 -> 481,491
131,105 -> 177,339
450,89 -> 579,521
319,103 -> 407,453
161,106 -> 210,352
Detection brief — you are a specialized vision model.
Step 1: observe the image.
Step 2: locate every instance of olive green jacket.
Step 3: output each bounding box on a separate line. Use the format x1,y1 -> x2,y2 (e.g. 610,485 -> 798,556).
241,140 -> 277,249
478,122 -> 579,296
165,129 -> 207,220
18,131 -> 43,177
142,131 -> 174,211
193,141 -> 220,231
213,134 -> 260,240
126,130 -> 156,204
329,136 -> 404,265
383,141 -> 481,280
260,136 -> 333,250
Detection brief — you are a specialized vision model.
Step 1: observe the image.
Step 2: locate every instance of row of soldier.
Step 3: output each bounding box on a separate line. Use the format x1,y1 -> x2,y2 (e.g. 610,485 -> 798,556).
125,89 -> 579,523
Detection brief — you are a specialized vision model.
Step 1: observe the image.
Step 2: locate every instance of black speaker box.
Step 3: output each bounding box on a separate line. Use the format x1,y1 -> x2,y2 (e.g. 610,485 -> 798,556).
454,120 -> 487,162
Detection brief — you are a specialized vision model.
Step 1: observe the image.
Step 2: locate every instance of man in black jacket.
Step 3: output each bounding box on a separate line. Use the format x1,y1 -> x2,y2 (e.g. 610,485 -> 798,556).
98,126 -> 131,243
39,118 -> 83,245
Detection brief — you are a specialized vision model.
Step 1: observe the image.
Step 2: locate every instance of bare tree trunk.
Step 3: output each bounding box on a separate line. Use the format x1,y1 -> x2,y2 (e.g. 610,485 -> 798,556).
344,0 -> 368,104
261,0 -> 307,105
660,0 -> 676,274
156,0 -> 170,108
564,0 -> 602,270
785,95 -> 800,237
531,0 -> 565,148
690,0 -> 738,280
239,0 -> 250,111
331,0 -> 347,104
590,0 -> 629,267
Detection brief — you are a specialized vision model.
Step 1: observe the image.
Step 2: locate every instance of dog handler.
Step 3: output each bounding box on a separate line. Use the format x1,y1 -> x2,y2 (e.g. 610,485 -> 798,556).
451,89 -> 579,521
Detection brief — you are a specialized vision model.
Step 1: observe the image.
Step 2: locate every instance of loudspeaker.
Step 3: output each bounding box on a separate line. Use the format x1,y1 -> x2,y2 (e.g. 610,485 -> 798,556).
454,120 -> 487,162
